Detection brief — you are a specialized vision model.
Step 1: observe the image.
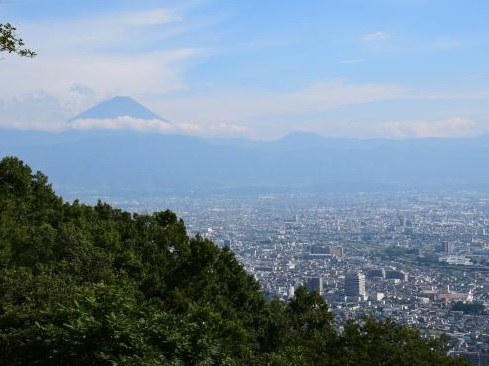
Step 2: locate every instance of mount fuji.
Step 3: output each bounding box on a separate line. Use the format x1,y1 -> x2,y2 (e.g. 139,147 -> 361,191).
70,96 -> 166,122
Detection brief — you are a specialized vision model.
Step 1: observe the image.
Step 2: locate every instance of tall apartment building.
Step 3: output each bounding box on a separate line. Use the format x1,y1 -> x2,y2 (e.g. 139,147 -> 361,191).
345,273 -> 366,299
307,277 -> 324,294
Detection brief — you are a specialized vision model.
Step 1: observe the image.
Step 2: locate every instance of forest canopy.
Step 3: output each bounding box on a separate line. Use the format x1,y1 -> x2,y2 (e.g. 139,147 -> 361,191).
0,156 -> 468,365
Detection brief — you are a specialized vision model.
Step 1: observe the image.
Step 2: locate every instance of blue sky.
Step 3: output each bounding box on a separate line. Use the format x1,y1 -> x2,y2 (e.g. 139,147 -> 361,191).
1,0 -> 489,139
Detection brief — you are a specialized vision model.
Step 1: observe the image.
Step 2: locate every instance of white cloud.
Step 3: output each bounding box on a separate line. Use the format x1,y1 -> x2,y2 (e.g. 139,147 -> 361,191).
67,117 -> 248,136
14,8 -> 187,56
70,83 -> 96,96
119,8 -> 182,27
360,31 -> 391,42
0,2 -> 205,97
404,90 -> 489,101
177,122 -> 251,136
376,117 -> 486,138
301,117 -> 488,140
0,92 -> 70,131
71,117 -> 174,133
0,48 -> 202,119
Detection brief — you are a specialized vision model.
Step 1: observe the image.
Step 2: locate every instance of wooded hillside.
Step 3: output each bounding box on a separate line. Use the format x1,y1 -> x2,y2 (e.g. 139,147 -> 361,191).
0,156 -> 467,365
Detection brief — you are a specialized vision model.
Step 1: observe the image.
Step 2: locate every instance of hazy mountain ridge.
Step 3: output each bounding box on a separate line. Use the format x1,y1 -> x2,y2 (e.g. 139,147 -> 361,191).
1,129 -> 489,196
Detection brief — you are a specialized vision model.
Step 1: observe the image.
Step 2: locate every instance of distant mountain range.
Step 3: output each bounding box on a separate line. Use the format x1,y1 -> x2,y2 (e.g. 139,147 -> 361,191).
1,95 -> 488,198
1,128 -> 489,199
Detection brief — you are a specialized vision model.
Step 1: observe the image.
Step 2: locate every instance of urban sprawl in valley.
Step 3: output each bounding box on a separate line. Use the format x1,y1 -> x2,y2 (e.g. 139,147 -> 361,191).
108,191 -> 489,364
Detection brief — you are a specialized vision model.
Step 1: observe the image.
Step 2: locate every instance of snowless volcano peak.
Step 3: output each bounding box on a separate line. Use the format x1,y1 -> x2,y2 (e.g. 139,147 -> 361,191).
69,96 -> 173,133
70,96 -> 166,121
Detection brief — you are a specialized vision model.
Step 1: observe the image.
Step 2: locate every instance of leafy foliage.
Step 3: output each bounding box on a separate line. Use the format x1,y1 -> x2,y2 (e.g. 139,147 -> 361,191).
0,157 -> 467,365
0,23 -> 36,58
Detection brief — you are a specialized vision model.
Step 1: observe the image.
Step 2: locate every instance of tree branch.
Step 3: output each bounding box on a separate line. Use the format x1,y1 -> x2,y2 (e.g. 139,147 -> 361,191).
0,22 -> 36,58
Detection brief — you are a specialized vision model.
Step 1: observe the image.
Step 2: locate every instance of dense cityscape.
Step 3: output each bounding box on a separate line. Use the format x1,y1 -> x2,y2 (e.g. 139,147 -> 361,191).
113,191 -> 489,365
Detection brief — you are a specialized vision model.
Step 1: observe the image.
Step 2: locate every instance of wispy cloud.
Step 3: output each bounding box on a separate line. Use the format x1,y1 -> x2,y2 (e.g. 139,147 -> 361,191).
0,1 -> 209,115
431,36 -> 461,51
360,31 -> 391,42
403,90 -> 489,101
0,48 -> 203,101
152,80 -> 405,124
119,8 -> 183,27
0,92 -> 71,131
298,117 -> 489,140
71,117 -> 174,133
377,117 -> 486,139
177,122 -> 251,136
16,7 -> 187,55
146,80 -> 406,139
340,58 -> 363,64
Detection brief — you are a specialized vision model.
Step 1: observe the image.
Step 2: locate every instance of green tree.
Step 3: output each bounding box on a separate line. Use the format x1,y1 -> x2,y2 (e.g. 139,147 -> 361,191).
331,317 -> 468,366
0,22 -> 35,58
0,156 -> 33,200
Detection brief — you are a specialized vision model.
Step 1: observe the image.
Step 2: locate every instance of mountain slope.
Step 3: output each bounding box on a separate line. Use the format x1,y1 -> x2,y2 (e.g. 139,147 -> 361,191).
70,96 -> 166,121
